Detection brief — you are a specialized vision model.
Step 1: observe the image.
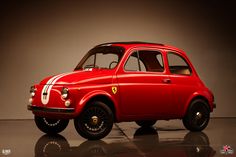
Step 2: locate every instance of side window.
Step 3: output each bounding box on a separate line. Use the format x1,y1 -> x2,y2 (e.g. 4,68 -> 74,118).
167,52 -> 191,75
125,51 -> 146,71
125,50 -> 164,72
139,50 -> 164,72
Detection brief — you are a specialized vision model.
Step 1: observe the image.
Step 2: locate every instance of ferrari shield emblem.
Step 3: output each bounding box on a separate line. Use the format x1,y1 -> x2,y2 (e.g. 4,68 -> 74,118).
112,86 -> 117,94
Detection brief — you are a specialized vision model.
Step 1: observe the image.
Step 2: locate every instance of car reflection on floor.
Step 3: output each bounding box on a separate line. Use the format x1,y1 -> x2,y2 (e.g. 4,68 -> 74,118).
34,127 -> 216,157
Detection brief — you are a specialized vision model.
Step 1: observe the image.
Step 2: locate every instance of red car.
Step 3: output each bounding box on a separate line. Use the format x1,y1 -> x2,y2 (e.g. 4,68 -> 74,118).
28,42 -> 216,140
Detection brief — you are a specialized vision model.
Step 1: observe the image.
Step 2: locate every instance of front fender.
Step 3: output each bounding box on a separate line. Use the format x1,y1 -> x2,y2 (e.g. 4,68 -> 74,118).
74,90 -> 120,120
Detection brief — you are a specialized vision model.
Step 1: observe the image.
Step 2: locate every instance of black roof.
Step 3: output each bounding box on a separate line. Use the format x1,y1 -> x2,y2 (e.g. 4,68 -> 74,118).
97,41 -> 164,47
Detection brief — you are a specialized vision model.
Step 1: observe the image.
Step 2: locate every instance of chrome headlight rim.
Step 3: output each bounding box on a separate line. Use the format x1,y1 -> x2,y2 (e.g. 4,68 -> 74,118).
61,87 -> 69,99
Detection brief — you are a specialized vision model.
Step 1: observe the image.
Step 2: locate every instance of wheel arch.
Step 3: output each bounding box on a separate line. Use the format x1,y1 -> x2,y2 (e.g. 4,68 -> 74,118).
76,90 -> 119,122
183,94 -> 211,117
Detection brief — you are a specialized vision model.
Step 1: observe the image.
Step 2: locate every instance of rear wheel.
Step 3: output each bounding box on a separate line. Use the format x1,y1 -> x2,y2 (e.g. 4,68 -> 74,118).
135,120 -> 157,127
183,99 -> 210,131
74,101 -> 114,140
34,116 -> 69,134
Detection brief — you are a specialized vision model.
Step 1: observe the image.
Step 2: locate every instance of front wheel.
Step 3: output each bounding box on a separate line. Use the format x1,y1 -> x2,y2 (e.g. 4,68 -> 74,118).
34,116 -> 69,134
74,101 -> 114,140
135,120 -> 157,127
183,99 -> 210,132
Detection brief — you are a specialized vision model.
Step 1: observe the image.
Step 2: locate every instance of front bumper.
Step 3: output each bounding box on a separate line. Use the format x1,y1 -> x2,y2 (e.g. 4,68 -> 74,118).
27,105 -> 75,114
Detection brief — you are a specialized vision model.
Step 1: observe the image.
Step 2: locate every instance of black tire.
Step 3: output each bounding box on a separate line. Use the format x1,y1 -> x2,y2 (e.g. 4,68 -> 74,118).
34,116 -> 69,134
183,99 -> 210,132
135,120 -> 157,127
74,101 -> 114,140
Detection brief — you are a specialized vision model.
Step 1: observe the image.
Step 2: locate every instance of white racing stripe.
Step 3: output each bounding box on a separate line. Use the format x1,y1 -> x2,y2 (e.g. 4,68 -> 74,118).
41,73 -> 70,105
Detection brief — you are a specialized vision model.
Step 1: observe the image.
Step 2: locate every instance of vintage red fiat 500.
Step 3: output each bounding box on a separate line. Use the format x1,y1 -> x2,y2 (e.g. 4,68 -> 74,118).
28,42 -> 215,140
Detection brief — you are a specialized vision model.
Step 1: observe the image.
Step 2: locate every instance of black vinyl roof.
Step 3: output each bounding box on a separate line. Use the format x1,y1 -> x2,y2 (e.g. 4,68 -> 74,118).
97,41 -> 164,47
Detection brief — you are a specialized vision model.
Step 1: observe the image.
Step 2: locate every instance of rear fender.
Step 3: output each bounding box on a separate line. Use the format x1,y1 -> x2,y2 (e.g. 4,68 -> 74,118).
183,91 -> 213,117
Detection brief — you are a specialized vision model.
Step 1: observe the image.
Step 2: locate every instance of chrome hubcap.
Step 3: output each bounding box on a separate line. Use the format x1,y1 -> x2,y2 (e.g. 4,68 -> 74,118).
91,116 -> 99,125
83,106 -> 108,132
192,109 -> 208,127
196,112 -> 202,120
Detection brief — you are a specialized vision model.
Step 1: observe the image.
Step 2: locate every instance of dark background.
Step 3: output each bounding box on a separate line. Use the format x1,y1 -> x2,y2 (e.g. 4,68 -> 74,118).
0,0 -> 235,119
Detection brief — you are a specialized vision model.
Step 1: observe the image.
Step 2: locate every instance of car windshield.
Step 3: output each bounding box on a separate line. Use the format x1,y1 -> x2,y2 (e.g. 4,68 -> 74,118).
74,45 -> 125,70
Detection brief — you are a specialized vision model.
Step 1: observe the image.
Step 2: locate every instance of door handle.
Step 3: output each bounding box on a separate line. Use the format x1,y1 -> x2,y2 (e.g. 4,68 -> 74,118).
162,78 -> 171,84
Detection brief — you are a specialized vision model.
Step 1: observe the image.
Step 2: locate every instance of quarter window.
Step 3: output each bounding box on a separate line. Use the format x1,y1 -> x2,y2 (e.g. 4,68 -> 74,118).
167,52 -> 191,75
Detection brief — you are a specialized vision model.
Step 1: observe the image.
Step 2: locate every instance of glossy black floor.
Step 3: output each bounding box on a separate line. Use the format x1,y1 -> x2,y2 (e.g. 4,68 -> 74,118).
0,118 -> 235,157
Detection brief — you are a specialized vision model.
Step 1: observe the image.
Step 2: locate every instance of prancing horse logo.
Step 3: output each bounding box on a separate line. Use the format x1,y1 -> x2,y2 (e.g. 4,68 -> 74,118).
112,86 -> 117,94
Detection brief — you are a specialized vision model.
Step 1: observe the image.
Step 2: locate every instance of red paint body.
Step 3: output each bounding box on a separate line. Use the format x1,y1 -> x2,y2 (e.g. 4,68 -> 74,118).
28,43 -> 215,122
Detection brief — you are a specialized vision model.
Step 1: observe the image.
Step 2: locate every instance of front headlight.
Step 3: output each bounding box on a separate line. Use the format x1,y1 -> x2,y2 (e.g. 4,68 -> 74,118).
61,87 -> 69,99
30,86 -> 36,97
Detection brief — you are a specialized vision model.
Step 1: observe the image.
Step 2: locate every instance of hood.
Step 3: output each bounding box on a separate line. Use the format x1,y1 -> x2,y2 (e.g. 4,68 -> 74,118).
40,69 -> 114,85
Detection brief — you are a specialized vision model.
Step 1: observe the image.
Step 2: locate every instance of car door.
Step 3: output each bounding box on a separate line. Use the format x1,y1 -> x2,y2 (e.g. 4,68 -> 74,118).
117,48 -> 172,119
